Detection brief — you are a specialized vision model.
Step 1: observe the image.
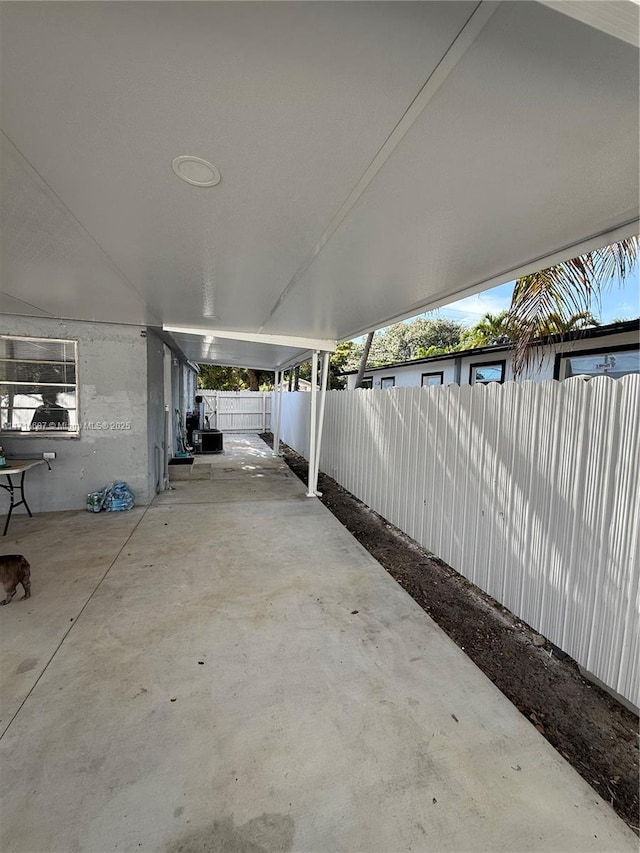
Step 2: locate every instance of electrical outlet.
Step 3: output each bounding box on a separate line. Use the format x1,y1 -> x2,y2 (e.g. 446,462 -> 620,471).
43,452 -> 56,460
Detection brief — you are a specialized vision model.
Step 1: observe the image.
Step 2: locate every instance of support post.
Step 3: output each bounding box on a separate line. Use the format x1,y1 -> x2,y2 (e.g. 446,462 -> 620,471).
311,351 -> 330,495
306,351 -> 318,497
273,370 -> 282,456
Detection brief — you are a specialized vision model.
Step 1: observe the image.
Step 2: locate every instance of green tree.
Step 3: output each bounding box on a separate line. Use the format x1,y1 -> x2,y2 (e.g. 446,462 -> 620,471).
507,237 -> 639,375
414,344 -> 454,359
294,342 -> 362,390
354,332 -> 375,389
198,365 -> 273,390
247,369 -> 261,391
369,325 -> 407,363
350,317 -> 465,387
459,310 -> 512,349
360,317 -> 464,366
198,365 -> 248,390
330,341 -> 359,389
406,317 -> 464,353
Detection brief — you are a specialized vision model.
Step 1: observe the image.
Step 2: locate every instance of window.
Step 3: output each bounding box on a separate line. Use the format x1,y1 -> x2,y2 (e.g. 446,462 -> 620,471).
469,360 -> 505,385
0,336 -> 78,435
554,344 -> 640,381
422,372 -> 443,387
380,376 -> 395,389
359,377 -> 373,389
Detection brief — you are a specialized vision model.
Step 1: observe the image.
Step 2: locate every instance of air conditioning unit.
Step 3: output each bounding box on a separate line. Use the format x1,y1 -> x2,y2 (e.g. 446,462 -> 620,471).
192,429 -> 223,454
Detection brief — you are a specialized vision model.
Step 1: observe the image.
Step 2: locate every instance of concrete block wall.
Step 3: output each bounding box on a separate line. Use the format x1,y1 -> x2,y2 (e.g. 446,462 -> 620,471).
1,316 -> 154,513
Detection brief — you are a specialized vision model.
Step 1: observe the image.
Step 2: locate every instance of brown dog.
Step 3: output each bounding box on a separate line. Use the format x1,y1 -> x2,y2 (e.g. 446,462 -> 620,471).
0,555 -> 31,605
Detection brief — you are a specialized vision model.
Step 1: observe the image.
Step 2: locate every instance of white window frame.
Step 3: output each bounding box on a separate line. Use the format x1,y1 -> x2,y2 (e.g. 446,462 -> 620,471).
0,335 -> 80,438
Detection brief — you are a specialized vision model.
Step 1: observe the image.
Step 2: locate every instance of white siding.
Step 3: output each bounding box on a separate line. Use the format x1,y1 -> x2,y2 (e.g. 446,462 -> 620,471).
280,377 -> 640,707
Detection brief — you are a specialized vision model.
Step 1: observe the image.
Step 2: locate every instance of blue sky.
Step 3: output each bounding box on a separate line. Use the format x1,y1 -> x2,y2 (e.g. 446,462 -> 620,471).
351,255 -> 639,342
416,260 -> 640,328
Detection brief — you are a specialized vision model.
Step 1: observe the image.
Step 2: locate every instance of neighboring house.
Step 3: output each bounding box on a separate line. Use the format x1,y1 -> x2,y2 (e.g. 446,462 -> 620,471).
344,320 -> 639,390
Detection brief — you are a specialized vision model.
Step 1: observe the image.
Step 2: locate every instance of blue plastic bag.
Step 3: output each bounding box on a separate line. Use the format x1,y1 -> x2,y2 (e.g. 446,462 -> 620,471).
86,482 -> 135,513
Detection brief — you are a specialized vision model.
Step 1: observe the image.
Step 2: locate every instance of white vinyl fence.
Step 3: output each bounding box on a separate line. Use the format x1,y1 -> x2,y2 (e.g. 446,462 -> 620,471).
279,377 -> 640,708
198,391 -> 271,432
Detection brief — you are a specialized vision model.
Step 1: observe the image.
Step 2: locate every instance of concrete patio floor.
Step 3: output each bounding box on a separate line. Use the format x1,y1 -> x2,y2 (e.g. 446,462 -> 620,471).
0,435 -> 636,853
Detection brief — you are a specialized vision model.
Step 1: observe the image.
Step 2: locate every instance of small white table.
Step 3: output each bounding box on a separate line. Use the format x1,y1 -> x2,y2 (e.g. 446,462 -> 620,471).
0,459 -> 45,536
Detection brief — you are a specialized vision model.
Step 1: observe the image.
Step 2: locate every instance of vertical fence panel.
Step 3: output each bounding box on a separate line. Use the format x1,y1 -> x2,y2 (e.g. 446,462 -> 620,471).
609,377 -> 640,699
410,390 -> 426,545
457,386 -> 476,574
279,379 -> 639,707
278,390 -> 310,458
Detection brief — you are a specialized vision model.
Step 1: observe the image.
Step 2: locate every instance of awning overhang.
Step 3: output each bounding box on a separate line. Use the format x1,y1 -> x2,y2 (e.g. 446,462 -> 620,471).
1,1 -> 638,370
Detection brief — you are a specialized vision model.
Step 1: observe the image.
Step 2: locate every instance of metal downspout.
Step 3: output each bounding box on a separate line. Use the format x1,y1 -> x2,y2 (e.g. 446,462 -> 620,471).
163,406 -> 170,490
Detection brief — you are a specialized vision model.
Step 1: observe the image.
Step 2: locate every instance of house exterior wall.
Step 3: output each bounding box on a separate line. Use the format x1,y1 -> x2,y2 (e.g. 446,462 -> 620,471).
347,361 -> 459,390
0,316 -> 153,512
279,378 -> 640,708
1,318 -> 198,510
346,328 -> 639,389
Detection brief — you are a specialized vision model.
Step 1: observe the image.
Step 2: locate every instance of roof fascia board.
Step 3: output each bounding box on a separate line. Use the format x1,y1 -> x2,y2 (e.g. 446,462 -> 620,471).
163,325 -> 336,354
198,357 -> 284,371
276,351 -> 314,373
191,349 -> 292,371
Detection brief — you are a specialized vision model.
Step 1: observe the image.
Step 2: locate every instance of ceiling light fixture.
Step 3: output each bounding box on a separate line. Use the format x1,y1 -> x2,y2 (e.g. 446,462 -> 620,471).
171,156 -> 221,187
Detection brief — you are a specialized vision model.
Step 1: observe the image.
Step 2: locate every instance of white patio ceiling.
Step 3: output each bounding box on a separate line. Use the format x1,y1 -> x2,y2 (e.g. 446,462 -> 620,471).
1,1 -> 638,370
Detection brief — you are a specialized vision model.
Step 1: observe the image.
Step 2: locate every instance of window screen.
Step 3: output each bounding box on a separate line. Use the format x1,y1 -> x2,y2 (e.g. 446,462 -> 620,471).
0,336 -> 78,434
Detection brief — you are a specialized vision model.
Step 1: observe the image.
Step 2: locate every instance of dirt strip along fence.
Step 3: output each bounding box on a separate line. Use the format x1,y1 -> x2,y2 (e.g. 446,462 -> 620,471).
278,376 -> 639,709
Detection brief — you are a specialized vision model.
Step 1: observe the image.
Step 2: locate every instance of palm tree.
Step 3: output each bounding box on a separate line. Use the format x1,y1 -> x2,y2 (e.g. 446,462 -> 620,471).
460,310 -> 512,349
536,310 -> 600,337
354,331 -> 375,389
507,236 -> 639,376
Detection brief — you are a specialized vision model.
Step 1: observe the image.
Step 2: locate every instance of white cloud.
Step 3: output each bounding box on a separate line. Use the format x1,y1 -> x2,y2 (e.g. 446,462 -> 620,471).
434,289 -> 512,324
